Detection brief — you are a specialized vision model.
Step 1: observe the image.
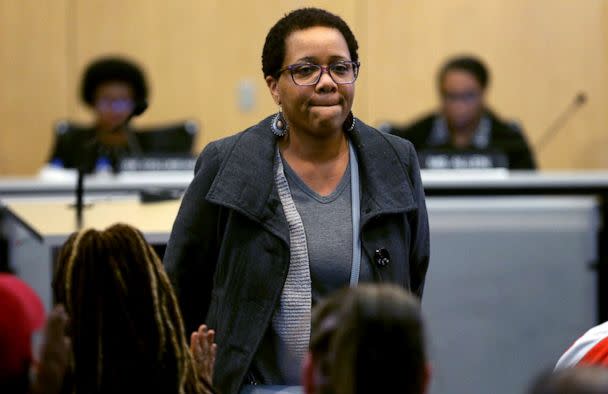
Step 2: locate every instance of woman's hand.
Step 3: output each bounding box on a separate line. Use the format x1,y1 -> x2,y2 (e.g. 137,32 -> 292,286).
30,305 -> 71,394
190,324 -> 217,389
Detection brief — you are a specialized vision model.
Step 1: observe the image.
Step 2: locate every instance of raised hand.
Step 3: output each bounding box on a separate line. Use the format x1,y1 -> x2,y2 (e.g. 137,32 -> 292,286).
30,304 -> 71,394
190,324 -> 217,390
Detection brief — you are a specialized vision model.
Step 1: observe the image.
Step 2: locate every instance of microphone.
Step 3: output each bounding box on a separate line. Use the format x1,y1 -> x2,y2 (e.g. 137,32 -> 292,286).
535,92 -> 587,152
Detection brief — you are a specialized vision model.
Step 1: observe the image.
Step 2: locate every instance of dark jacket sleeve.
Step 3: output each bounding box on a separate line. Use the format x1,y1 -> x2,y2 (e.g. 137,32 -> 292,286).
404,141 -> 430,298
489,113 -> 537,170
389,114 -> 435,153
508,130 -> 537,170
164,143 -> 222,335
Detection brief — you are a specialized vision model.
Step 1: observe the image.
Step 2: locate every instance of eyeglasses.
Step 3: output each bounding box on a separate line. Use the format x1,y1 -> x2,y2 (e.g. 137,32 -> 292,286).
95,98 -> 135,112
278,61 -> 360,86
441,91 -> 481,103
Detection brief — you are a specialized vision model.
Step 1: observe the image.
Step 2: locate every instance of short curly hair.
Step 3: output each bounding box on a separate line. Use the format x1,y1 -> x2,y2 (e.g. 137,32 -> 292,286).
80,57 -> 148,107
438,55 -> 490,90
262,8 -> 359,78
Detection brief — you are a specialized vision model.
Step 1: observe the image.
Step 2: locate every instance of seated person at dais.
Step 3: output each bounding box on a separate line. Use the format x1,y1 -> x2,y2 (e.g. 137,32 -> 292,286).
48,56 -> 148,172
390,55 -> 536,170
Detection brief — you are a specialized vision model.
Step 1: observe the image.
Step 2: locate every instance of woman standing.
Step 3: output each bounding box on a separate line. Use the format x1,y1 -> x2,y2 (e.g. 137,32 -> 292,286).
165,8 -> 430,394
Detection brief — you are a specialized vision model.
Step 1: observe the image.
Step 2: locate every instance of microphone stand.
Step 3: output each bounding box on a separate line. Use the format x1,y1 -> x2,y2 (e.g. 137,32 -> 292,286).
75,168 -> 85,229
72,100 -> 149,229
73,138 -> 97,230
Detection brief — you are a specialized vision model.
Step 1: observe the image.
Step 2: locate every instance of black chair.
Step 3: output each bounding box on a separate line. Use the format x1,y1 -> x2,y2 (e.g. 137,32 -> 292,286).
135,120 -> 199,156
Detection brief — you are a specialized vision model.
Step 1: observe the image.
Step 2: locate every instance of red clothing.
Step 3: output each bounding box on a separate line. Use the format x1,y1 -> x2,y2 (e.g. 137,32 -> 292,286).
556,321 -> 608,368
0,274 -> 45,379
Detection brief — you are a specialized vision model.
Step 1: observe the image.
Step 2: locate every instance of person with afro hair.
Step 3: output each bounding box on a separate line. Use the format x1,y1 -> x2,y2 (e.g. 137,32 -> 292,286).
48,56 -> 148,171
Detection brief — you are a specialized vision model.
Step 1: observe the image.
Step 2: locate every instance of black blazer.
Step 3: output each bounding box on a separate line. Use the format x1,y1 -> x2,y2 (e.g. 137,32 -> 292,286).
390,111 -> 537,170
164,115 -> 430,394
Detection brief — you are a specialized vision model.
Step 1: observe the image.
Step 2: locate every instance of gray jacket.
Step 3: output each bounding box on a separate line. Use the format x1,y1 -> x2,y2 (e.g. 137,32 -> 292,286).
164,115 -> 430,394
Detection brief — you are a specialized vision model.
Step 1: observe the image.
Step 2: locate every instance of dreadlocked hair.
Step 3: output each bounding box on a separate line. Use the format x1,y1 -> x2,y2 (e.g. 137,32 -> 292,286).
52,223 -> 203,394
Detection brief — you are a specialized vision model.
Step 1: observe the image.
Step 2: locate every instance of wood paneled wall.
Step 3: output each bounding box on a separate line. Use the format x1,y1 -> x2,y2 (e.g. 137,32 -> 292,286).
0,0 -> 69,174
1,0 -> 607,174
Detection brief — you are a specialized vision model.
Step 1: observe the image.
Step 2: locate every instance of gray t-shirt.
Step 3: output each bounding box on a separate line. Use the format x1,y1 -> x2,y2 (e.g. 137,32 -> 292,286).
282,157 -> 371,304
250,153 -> 372,385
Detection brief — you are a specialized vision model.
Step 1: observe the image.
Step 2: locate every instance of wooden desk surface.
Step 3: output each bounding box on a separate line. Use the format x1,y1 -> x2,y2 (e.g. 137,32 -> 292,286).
3,199 -> 181,245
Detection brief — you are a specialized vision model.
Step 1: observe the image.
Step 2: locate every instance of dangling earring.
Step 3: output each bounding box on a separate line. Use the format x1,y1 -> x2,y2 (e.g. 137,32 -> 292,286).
343,111 -> 356,132
271,108 -> 288,137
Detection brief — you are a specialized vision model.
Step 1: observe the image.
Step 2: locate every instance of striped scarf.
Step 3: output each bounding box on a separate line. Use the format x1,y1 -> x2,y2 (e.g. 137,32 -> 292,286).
272,146 -> 312,379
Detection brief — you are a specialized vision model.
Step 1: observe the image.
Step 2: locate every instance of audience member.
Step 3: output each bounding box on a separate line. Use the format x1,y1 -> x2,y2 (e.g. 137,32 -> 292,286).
303,284 -> 431,394
0,273 -> 46,392
52,224 -> 214,394
556,321 -> 608,368
0,274 -> 70,394
530,367 -> 608,394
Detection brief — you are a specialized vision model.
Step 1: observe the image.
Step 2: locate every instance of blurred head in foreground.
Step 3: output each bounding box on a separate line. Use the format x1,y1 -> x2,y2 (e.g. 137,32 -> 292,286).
304,284 -> 430,394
